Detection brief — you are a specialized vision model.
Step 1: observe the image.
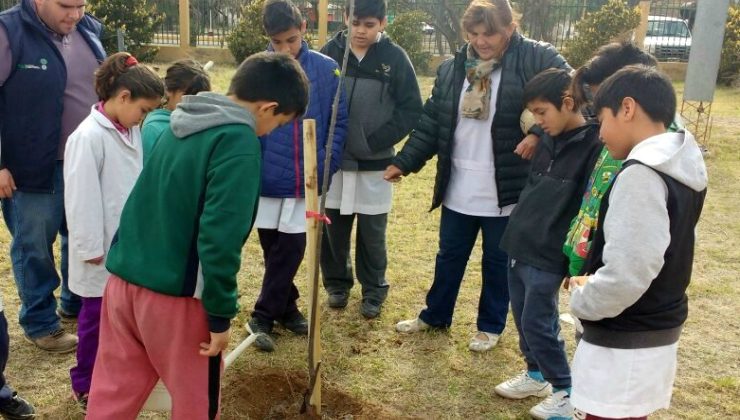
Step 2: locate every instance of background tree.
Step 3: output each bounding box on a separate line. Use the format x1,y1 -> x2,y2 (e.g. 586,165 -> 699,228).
227,0 -> 270,64
562,0 -> 640,67
88,0 -> 163,61
719,3 -> 740,86
386,11 -> 432,74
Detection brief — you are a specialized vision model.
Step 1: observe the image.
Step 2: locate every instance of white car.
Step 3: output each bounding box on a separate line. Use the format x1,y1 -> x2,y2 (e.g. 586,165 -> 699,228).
644,15 -> 692,61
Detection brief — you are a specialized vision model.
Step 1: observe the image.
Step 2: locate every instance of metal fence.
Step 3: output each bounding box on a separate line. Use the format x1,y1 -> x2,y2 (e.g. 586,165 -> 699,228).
149,0 -> 181,45
645,0 -> 694,61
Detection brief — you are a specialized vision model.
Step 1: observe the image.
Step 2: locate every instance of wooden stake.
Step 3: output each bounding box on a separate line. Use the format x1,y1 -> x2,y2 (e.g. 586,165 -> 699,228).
303,119 -> 322,416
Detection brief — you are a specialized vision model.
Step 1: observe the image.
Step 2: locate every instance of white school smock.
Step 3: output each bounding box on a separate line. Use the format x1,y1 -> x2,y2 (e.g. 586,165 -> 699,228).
64,106 -> 143,297
254,197 -> 307,234
571,339 -> 678,417
443,71 -> 515,217
325,170 -> 392,215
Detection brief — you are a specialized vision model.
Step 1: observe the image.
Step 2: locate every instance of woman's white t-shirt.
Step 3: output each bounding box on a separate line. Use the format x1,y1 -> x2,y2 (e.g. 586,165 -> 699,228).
443,70 -> 515,217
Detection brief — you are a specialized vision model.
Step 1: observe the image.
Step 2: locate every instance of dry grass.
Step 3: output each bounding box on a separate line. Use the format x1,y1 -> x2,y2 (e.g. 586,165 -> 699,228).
1,67 -> 738,419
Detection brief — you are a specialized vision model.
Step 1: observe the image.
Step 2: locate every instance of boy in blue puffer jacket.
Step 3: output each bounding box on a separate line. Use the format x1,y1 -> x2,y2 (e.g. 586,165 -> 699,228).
248,0 -> 347,352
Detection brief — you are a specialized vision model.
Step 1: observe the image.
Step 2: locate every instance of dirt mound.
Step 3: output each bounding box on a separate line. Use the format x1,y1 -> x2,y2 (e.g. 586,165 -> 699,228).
221,368 -> 401,419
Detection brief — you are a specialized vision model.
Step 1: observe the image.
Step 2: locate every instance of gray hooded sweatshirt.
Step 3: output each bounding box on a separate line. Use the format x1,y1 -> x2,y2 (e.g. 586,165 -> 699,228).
570,131 -> 708,321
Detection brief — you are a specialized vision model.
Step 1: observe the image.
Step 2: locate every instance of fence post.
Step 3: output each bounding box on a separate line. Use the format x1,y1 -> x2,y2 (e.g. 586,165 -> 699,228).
179,0 -> 190,50
634,0 -> 651,49
116,29 -> 125,52
318,0 -> 328,48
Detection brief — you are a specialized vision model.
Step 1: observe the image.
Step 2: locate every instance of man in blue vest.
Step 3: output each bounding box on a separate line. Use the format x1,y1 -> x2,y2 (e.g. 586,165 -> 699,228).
0,0 -> 106,355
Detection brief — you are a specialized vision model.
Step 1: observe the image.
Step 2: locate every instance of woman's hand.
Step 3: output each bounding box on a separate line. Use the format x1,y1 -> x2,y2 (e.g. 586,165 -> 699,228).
384,165 -> 403,183
514,134 -> 540,160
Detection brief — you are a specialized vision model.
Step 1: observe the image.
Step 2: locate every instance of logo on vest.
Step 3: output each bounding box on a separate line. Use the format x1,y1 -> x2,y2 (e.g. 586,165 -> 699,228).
17,58 -> 48,71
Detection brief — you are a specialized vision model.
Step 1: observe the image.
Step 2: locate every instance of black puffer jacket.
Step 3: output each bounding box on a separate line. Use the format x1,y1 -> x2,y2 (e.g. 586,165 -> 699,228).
392,32 -> 569,210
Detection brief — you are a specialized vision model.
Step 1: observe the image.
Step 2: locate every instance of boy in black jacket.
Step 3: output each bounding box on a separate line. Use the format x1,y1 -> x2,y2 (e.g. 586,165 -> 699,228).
319,0 -> 422,318
495,69 -> 602,420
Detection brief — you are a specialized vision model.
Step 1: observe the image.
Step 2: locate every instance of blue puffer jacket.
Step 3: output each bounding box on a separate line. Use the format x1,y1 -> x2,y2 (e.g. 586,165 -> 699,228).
260,41 -> 347,198
0,0 -> 105,192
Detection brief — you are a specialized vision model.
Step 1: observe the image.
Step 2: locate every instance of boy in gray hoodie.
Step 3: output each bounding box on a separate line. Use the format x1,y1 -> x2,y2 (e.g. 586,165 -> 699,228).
319,0 -> 422,318
567,65 -> 707,420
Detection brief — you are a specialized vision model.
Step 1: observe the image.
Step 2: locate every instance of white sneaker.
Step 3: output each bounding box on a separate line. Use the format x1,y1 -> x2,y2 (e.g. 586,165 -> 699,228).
529,390 -> 574,420
468,331 -> 501,352
395,317 -> 430,333
494,371 -> 552,399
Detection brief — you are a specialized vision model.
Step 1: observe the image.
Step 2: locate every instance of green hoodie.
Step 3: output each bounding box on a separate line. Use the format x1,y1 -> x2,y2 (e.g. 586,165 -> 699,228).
106,92 -> 261,332
141,108 -> 172,164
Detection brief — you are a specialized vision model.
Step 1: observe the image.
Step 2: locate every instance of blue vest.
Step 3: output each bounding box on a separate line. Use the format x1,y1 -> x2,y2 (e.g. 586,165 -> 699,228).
0,0 -> 105,192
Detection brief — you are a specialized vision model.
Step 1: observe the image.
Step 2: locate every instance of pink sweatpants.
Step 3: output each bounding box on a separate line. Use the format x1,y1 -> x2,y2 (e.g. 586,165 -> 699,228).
86,275 -> 223,420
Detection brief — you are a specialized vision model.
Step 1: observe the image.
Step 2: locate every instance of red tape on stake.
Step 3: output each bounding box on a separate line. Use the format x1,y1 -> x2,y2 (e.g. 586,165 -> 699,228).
306,211 -> 331,225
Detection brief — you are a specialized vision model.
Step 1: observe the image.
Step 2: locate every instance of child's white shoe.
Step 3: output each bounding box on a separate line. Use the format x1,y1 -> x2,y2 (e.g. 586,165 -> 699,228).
395,317 -> 430,333
468,331 -> 501,352
529,390 -> 573,420
494,371 -> 552,399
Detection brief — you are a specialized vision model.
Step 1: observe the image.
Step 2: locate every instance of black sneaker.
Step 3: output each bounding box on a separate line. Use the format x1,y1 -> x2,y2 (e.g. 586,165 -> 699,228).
278,311 -> 308,335
247,317 -> 275,352
360,299 -> 382,319
327,292 -> 349,309
0,392 -> 35,419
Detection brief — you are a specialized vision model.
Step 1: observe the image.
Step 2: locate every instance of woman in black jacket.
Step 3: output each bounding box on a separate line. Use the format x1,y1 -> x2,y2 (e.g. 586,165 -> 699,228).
385,0 -> 569,352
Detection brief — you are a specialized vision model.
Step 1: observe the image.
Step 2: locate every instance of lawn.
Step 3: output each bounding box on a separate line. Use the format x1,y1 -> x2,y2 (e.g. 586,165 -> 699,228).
1,67 -> 738,419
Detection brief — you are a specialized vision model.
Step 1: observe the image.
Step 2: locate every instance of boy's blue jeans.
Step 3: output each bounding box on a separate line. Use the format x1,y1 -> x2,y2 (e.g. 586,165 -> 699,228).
508,258 -> 571,388
419,206 -> 509,334
1,161 -> 81,338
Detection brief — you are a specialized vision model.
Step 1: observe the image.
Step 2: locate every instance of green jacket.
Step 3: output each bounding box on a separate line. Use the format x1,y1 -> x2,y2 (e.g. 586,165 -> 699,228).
106,92 -> 261,332
141,108 -> 171,165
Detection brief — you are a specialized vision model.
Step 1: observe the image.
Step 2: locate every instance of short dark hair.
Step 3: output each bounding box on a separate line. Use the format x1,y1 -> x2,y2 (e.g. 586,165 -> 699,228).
228,52 -> 309,117
263,0 -> 303,36
572,41 -> 658,105
165,60 -> 211,96
593,65 -> 676,129
523,68 -> 582,110
346,0 -> 386,20
95,52 -> 164,101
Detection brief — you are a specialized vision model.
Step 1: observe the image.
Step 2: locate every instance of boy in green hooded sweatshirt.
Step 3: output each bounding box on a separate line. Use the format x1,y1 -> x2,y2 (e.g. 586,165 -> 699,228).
86,52 -> 309,419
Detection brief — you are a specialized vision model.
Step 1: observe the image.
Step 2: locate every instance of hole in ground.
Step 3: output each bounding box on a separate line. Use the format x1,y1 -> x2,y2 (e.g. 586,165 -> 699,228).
221,368 -> 404,419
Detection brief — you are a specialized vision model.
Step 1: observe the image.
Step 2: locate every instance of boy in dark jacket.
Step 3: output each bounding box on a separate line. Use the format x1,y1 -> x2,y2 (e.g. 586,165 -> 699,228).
319,0 -> 422,318
247,0 -> 347,353
495,69 -> 602,420
85,53 -> 309,419
568,66 -> 706,420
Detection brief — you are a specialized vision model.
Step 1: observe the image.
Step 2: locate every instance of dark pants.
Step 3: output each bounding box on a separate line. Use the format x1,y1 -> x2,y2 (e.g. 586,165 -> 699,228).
418,206 -> 510,334
508,259 -> 571,389
70,297 -> 102,394
0,161 -> 81,338
320,209 -> 389,304
0,312 -> 14,402
252,229 -> 306,323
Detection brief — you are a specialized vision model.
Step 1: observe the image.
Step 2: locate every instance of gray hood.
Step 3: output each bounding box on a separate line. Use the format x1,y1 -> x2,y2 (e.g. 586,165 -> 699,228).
170,92 -> 256,138
627,130 -> 708,192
